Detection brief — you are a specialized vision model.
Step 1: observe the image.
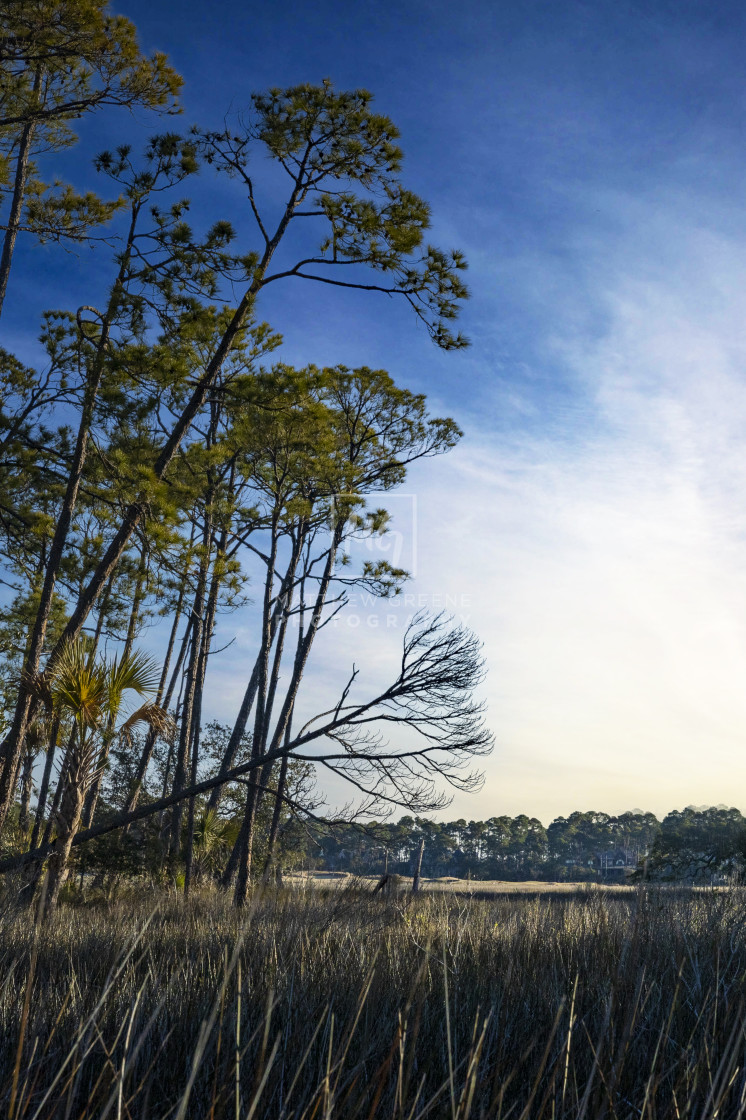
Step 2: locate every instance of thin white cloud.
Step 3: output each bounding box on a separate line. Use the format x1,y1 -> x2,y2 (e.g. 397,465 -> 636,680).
426,205 -> 746,822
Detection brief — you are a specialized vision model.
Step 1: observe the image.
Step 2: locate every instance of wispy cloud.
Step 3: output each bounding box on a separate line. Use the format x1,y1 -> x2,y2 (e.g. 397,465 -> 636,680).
417,200 -> 746,821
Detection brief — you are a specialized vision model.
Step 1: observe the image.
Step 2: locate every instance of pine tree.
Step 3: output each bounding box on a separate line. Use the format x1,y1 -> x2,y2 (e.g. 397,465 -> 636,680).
0,0 -> 182,314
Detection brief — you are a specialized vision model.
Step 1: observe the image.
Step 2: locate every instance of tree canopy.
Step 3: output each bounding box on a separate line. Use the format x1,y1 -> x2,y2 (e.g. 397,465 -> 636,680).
0,10 -> 486,911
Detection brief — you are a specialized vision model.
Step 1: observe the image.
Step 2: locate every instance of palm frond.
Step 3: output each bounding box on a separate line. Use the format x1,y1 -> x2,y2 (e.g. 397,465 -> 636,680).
106,650 -> 160,714
48,637 -> 95,681
23,670 -> 53,715
193,809 -> 239,858
47,639 -> 109,729
119,702 -> 175,743
53,671 -> 108,729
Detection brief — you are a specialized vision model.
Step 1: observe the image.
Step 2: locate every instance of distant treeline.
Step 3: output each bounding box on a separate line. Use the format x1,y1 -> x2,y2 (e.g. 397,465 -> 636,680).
313,806 -> 746,883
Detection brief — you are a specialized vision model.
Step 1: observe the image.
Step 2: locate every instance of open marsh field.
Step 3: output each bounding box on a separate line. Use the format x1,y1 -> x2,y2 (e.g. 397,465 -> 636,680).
1,884 -> 746,1119
290,872 -> 636,895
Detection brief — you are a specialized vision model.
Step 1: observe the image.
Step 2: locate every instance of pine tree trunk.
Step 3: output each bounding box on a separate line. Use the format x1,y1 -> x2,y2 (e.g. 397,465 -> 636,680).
262,595 -> 303,883
242,601 -> 292,861
0,69 -> 41,318
17,746 -> 34,834
262,750 -> 289,882
412,838 -> 425,894
29,716 -> 60,851
233,782 -> 258,907
38,729 -> 73,853
90,570 -> 116,660
207,495 -> 298,813
184,529 -> 223,897
230,517 -> 280,905
262,530 -> 342,762
232,538 -> 339,907
221,801 -> 248,889
183,606 -> 211,895
168,551 -> 209,858
205,649 -> 262,814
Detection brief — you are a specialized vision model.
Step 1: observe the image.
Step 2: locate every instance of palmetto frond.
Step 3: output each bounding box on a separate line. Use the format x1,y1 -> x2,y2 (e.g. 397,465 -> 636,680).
38,639 -> 164,738
23,668 -> 54,716
119,701 -> 175,743
48,640 -> 110,730
48,635 -> 95,680
193,809 -> 239,856
106,650 -> 160,716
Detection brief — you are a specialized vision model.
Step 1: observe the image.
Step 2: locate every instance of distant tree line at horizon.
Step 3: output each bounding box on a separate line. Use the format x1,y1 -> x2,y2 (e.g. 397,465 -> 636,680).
311,805 -> 746,884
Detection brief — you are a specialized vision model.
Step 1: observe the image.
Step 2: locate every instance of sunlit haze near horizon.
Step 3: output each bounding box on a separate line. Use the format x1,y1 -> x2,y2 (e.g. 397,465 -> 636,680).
7,0 -> 746,823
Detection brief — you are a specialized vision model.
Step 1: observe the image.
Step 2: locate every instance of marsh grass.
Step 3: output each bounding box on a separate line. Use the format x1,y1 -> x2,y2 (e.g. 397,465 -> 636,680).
1,883 -> 745,1118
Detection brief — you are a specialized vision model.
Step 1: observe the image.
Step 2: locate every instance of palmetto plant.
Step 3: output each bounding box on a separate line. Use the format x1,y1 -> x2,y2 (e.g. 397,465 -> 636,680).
27,639 -> 173,919
192,809 -> 239,878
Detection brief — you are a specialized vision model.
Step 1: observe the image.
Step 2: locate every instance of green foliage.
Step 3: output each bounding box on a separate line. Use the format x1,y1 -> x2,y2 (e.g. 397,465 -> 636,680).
314,807 -> 746,884
199,79 -> 470,349
0,0 -> 183,289
20,178 -> 122,243
191,809 -> 239,874
226,361 -> 460,593
35,637 -> 161,739
317,810 -> 650,881
645,805 -> 746,882
0,59 -> 474,884
0,0 -> 181,128
0,0 -> 182,129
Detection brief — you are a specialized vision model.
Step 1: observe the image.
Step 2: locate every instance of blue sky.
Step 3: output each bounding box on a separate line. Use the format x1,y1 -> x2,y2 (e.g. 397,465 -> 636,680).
7,0 -> 746,822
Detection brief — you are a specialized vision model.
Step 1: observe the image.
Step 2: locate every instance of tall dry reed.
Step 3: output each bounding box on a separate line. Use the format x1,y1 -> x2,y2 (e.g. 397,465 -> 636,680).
0,883 -> 744,1118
